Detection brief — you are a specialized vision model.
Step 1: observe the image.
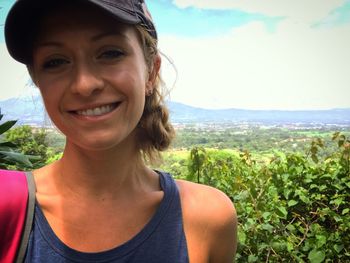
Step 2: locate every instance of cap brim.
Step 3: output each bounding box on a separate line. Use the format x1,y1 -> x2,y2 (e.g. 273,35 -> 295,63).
5,0 -> 142,64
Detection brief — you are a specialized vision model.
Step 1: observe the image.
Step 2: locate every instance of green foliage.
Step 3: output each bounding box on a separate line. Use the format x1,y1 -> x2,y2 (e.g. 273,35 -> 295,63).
46,152 -> 63,164
183,133 -> 350,262
188,147 -> 208,183
4,125 -> 54,169
0,115 -> 33,169
159,151 -> 188,179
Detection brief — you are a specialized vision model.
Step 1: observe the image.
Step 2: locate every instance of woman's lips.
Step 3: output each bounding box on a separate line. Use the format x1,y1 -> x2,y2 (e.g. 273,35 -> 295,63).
71,102 -> 120,117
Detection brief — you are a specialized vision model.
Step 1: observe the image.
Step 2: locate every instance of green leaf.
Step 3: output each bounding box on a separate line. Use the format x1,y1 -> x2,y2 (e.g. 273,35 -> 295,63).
330,197 -> 344,206
287,241 -> 294,252
318,185 -> 327,191
311,223 -> 322,232
276,206 -> 288,219
272,241 -> 283,251
261,223 -> 274,233
0,151 -> 33,167
300,194 -> 310,204
342,208 -> 349,215
0,141 -> 17,148
262,212 -> 271,220
334,244 -> 344,253
286,224 -> 296,232
308,249 -> 325,263
288,200 -> 298,207
316,235 -> 327,248
28,155 -> 41,161
283,188 -> 291,199
333,215 -> 342,222
0,120 -> 17,134
238,231 -> 246,245
248,255 -> 258,262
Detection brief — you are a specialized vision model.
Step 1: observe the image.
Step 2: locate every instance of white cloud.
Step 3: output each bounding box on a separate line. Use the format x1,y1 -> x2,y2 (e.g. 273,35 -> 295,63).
173,0 -> 345,24
0,43 -> 31,100
159,19 -> 350,110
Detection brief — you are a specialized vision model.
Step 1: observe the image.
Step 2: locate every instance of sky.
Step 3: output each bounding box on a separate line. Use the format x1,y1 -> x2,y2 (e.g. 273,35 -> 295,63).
1,0 -> 350,110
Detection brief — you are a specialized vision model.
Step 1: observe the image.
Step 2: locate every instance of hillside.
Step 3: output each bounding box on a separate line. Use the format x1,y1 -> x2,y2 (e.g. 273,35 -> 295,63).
0,95 -> 349,126
167,102 -> 350,125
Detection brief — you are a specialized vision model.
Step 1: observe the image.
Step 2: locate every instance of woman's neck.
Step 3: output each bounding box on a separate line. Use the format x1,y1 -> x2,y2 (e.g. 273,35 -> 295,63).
43,139 -> 155,202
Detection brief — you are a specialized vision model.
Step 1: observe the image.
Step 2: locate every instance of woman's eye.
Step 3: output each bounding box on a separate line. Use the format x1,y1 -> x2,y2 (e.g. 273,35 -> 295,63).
42,58 -> 69,69
99,50 -> 124,60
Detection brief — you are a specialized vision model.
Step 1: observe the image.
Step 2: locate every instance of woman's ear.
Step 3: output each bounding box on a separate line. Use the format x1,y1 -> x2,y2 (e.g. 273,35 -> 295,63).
146,54 -> 161,94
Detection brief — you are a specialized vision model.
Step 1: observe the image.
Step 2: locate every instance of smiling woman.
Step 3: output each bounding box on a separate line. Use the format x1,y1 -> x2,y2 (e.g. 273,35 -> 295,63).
1,0 -> 237,263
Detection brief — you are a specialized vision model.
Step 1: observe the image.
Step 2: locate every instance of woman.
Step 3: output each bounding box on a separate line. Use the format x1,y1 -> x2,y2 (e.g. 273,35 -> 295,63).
4,0 -> 237,262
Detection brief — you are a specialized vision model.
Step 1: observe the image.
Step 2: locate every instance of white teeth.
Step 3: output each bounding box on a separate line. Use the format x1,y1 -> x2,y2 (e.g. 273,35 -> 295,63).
77,104 -> 115,116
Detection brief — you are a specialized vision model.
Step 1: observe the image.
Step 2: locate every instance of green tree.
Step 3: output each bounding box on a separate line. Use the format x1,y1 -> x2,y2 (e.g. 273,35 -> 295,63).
188,146 -> 207,183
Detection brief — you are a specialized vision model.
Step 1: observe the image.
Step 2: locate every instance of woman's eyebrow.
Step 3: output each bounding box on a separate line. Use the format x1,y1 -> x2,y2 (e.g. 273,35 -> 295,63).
91,31 -> 129,42
35,41 -> 63,48
35,31 -> 129,48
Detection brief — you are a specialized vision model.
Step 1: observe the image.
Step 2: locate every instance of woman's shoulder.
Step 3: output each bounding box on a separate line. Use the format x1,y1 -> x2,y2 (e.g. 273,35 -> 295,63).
175,179 -> 237,262
175,179 -> 236,220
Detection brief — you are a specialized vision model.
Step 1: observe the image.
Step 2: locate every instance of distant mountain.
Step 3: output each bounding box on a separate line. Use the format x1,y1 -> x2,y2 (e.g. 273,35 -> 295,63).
167,102 -> 350,125
0,94 -> 47,126
1,94 -> 349,126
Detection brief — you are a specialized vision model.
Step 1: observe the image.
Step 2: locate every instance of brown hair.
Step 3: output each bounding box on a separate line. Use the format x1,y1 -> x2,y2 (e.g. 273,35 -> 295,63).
135,25 -> 175,163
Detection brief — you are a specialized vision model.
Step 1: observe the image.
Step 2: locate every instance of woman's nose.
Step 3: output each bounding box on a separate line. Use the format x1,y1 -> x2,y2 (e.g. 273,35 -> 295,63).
70,62 -> 104,97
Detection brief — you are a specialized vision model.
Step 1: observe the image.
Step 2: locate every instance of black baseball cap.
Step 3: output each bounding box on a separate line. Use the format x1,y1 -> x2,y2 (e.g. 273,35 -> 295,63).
5,0 -> 157,64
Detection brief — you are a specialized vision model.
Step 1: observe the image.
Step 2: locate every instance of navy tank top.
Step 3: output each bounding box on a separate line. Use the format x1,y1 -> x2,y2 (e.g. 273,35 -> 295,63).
24,171 -> 189,262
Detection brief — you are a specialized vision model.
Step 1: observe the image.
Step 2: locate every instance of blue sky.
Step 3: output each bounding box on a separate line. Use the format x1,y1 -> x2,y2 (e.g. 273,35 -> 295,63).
1,0 -> 350,110
147,1 -> 283,36
0,0 -> 13,42
313,0 -> 350,27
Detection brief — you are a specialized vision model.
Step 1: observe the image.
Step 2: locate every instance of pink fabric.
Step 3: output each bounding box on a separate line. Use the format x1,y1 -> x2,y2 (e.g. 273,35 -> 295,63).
0,170 -> 28,263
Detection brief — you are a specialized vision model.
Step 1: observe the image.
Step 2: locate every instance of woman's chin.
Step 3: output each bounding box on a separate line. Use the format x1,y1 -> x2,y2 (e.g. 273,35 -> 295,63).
65,132 -> 136,154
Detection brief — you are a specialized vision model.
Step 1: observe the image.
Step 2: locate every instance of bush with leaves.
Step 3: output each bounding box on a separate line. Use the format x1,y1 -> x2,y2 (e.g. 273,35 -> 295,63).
0,114 -> 33,169
4,125 -> 53,169
185,133 -> 350,262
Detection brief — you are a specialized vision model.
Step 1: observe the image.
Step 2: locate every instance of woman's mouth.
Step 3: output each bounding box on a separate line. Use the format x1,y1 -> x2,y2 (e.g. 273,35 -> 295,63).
74,103 -> 119,116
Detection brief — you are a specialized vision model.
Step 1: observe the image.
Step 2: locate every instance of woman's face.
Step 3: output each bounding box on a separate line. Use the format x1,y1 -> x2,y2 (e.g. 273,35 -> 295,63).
31,4 -> 157,152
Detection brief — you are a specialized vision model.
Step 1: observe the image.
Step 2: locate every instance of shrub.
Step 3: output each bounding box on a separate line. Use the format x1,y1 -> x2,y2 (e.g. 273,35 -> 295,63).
0,114 -> 33,169
186,133 -> 350,262
4,125 -> 56,169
